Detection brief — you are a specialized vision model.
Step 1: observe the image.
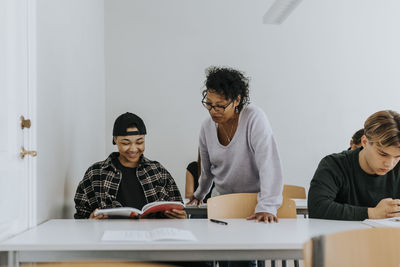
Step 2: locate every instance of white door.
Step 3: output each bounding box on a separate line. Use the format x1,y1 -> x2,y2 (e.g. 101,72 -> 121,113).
0,0 -> 36,241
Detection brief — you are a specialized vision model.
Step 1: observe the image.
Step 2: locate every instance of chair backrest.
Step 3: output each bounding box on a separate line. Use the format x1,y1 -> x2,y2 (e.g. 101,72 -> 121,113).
283,184 -> 306,199
303,227 -> 400,267
207,193 -> 258,219
276,197 -> 296,218
207,193 -> 296,219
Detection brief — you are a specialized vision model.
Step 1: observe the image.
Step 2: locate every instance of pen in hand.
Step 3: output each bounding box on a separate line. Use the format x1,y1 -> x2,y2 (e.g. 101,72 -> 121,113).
210,219 -> 228,225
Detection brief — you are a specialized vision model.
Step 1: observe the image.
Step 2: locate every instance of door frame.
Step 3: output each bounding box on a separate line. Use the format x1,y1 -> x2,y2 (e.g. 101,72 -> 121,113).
26,0 -> 37,228
0,0 -> 37,243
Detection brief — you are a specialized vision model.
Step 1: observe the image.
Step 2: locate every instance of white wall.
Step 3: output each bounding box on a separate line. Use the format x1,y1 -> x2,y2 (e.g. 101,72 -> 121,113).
36,0 -> 105,221
105,0 -> 400,195
104,0 -> 400,195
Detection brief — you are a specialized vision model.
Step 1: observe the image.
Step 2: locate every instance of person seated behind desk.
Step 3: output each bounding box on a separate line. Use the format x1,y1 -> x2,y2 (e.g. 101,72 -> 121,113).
349,128 -> 364,150
185,150 -> 214,202
74,113 -> 209,267
308,110 -> 400,220
74,112 -> 186,220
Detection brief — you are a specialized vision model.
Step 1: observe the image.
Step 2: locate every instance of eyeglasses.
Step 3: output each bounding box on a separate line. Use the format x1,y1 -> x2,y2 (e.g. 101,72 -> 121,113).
201,99 -> 233,113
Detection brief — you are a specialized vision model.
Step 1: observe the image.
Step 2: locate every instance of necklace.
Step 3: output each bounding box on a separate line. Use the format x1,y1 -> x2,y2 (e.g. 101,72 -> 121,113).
219,121 -> 235,143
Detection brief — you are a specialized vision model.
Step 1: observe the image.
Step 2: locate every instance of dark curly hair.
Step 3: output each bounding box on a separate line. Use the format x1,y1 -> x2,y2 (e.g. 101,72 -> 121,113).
351,128 -> 364,145
202,66 -> 250,112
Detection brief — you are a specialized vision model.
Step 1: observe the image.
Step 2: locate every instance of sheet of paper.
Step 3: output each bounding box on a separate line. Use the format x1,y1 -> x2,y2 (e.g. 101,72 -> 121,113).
363,217 -> 400,228
102,230 -> 150,241
101,228 -> 197,241
149,227 -> 197,241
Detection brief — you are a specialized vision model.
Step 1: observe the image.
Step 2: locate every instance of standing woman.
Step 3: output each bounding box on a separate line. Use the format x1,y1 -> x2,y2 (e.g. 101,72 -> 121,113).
189,66 -> 283,223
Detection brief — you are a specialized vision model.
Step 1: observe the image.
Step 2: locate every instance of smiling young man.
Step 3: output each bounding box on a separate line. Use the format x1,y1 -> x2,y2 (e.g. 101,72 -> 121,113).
74,112 -> 186,219
308,110 -> 400,220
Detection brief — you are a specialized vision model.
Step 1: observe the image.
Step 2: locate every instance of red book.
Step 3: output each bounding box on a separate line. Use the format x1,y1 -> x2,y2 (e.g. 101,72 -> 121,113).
94,201 -> 184,218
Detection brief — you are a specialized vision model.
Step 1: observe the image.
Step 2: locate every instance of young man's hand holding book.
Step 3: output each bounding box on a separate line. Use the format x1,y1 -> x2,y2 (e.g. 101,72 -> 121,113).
164,209 -> 187,219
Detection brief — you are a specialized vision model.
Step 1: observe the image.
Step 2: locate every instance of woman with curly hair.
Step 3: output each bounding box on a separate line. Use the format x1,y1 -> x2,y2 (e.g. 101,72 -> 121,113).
188,66 -> 284,223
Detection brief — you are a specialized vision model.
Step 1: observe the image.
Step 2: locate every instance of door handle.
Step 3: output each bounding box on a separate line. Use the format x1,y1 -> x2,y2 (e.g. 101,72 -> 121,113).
20,146 -> 37,159
20,115 -> 31,129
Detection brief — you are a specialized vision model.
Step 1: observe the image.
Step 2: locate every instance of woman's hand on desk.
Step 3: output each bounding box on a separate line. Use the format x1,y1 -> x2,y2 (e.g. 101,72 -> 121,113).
247,212 -> 278,223
89,209 -> 109,220
187,196 -> 203,206
164,209 -> 187,219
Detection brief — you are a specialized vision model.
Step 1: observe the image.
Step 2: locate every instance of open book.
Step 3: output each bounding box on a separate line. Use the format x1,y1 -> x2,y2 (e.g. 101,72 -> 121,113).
94,201 -> 184,218
362,217 -> 400,228
101,228 -> 197,242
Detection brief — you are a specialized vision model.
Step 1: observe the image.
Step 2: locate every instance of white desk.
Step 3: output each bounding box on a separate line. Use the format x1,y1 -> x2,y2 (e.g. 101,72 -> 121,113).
0,219 -> 369,266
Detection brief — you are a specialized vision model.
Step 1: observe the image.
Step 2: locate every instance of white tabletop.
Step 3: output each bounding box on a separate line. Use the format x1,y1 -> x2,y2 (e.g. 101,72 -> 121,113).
0,218 -> 369,262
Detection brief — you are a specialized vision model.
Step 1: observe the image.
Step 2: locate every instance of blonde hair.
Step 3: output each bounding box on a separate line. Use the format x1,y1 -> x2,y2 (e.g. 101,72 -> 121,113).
364,110 -> 400,148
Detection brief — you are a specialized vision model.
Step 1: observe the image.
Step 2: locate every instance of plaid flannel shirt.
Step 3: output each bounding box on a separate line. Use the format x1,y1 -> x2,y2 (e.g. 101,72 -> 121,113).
74,152 -> 183,219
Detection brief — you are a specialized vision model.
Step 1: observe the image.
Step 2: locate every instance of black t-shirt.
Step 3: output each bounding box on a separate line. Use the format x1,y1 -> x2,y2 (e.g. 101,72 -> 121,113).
186,161 -> 214,202
308,147 -> 400,220
113,158 -> 147,210
187,161 -> 199,189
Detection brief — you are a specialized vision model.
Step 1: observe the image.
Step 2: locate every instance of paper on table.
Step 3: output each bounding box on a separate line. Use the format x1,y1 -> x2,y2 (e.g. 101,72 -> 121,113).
101,228 -> 197,242
362,217 -> 400,228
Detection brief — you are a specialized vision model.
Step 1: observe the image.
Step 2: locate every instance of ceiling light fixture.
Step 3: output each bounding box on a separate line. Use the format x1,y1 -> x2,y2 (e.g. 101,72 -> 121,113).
263,0 -> 303,24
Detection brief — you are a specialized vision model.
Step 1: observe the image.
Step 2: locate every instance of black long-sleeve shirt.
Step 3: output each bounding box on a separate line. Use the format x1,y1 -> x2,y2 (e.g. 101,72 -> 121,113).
308,148 -> 400,220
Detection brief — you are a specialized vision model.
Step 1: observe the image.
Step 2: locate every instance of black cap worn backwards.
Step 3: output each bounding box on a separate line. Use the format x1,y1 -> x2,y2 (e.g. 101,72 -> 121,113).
112,112 -> 147,144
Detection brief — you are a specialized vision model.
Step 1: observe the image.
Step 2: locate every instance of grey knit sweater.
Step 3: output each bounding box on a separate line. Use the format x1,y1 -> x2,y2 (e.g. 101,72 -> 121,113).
194,104 -> 284,215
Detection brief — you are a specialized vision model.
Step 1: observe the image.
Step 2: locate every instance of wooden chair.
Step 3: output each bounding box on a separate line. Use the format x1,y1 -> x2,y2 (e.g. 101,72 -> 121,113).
207,193 -> 296,219
282,185 -> 306,267
207,193 -> 297,267
283,184 -> 307,220
277,197 -> 297,218
23,262 -> 177,267
207,193 -> 257,219
283,184 -> 306,199
276,198 -> 297,267
303,227 -> 400,267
